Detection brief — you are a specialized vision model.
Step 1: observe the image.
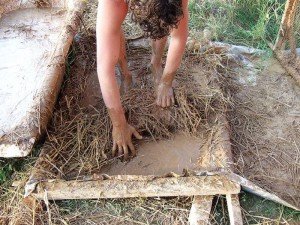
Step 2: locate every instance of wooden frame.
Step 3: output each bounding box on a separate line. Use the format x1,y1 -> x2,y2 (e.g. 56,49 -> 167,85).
26,65 -> 247,224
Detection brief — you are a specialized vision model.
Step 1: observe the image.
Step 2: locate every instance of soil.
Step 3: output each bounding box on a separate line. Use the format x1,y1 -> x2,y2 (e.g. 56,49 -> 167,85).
0,8 -> 66,137
228,56 -> 300,208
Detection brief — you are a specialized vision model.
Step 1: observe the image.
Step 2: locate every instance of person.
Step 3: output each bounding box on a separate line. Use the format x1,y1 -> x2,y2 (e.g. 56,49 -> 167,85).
96,0 -> 189,159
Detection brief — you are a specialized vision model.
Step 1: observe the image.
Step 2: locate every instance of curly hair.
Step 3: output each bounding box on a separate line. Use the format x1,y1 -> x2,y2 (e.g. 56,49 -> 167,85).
127,0 -> 184,39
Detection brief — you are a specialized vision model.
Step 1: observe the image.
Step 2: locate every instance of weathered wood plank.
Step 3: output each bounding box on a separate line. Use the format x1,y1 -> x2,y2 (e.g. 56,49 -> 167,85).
227,172 -> 300,211
32,175 -> 240,200
226,194 -> 243,225
189,195 -> 213,225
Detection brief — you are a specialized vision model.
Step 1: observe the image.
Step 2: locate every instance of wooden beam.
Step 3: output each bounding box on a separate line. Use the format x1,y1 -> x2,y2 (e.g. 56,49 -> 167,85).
189,195 -> 213,225
226,194 -> 243,225
32,175 -> 240,200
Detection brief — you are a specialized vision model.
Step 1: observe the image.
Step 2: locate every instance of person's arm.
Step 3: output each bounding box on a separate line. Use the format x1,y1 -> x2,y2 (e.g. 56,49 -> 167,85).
156,0 -> 189,107
96,0 -> 142,160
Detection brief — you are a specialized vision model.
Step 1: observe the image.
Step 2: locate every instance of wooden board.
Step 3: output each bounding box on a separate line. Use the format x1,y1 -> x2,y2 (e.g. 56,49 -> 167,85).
32,175 -> 240,200
226,194 -> 243,225
226,172 -> 300,211
189,195 -> 213,225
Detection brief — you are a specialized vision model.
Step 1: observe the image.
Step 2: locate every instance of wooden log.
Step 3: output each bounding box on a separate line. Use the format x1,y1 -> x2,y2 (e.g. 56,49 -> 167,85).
32,175 -> 240,200
226,194 -> 243,225
189,195 -> 213,225
197,114 -> 235,172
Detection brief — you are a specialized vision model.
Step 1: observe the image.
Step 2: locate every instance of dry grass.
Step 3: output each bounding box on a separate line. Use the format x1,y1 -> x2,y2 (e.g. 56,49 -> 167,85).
216,52 -> 300,208
2,183 -> 296,225
34,0 -> 51,8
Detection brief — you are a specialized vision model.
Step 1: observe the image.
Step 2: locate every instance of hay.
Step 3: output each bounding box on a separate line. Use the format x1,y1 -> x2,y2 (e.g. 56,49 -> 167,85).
2,187 -> 293,225
34,0 -> 51,8
29,32 -> 228,181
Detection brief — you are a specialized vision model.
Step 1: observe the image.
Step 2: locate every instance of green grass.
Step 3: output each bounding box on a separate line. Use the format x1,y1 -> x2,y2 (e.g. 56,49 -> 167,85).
189,0 -> 289,49
0,159 -> 26,185
240,192 -> 300,223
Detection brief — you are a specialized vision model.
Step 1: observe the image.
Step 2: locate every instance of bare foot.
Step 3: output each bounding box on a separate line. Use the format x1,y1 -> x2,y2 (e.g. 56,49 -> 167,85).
120,74 -> 133,94
150,64 -> 163,86
156,82 -> 175,108
123,75 -> 132,93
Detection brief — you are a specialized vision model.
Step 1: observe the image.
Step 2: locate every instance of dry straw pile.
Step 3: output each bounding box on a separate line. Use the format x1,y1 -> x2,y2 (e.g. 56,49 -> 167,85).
30,30 -> 228,180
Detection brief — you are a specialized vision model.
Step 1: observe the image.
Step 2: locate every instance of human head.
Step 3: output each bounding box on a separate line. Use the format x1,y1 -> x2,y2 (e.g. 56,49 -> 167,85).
127,0 -> 184,39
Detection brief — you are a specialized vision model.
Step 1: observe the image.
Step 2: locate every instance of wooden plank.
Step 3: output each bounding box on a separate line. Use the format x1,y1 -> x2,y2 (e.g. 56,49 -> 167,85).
188,112 -> 233,225
32,175 -> 240,200
189,195 -> 213,225
196,109 -> 235,172
226,194 -> 243,225
227,172 -> 300,211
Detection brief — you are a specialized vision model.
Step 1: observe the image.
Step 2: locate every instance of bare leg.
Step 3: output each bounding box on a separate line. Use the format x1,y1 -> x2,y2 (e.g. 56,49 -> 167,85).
151,37 -> 168,85
118,30 -> 132,92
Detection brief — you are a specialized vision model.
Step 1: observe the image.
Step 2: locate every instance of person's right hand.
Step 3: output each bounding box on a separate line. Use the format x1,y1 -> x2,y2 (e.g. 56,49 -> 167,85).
112,122 -> 142,160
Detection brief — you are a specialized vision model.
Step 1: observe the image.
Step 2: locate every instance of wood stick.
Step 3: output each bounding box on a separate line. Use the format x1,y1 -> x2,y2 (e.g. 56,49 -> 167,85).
274,0 -> 299,52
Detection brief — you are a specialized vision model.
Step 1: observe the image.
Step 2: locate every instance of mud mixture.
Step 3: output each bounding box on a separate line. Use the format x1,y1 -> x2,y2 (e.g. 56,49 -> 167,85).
101,134 -> 203,176
0,8 -> 66,136
228,57 -> 300,208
